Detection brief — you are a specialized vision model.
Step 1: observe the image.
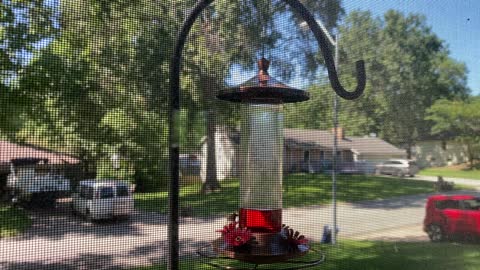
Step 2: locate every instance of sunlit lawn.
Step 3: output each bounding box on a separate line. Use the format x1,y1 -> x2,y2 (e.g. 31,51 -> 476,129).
135,173 -> 445,217
419,164 -> 480,180
0,204 -> 31,238
135,240 -> 480,270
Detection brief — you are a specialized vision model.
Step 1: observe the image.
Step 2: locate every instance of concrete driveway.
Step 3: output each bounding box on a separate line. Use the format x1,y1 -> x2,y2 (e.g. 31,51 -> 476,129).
1,178 -> 479,269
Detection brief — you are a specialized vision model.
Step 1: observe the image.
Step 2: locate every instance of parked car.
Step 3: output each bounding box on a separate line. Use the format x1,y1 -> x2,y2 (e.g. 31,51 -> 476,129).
375,159 -> 419,177
72,180 -> 134,221
423,195 -> 480,242
179,154 -> 200,175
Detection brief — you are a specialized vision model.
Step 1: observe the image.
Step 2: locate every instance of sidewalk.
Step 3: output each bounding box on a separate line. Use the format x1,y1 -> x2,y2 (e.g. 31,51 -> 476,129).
414,175 -> 480,190
348,224 -> 427,242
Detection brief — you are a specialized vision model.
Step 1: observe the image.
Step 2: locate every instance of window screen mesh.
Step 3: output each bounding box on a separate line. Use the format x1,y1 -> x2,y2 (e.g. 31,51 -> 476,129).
0,0 -> 479,269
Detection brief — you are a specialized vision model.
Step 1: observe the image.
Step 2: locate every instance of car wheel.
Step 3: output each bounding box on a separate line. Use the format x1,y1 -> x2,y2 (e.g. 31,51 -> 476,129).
427,224 -> 445,242
396,170 -> 405,178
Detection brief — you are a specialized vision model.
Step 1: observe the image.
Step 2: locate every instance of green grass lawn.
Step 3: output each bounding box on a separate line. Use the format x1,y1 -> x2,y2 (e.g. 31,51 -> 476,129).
0,204 -> 31,238
134,240 -> 480,270
419,164 -> 480,180
135,173 -> 448,217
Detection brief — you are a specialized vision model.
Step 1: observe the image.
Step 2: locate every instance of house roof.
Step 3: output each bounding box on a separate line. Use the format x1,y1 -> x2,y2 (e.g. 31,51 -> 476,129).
0,141 -> 80,165
283,128 -> 352,150
347,136 -> 407,156
213,127 -> 406,156
284,129 -> 405,155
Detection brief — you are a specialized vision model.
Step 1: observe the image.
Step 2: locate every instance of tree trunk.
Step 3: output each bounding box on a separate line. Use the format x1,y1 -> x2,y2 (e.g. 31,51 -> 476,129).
201,109 -> 220,194
198,18 -> 222,194
406,141 -> 413,160
467,143 -> 475,169
200,68 -> 220,194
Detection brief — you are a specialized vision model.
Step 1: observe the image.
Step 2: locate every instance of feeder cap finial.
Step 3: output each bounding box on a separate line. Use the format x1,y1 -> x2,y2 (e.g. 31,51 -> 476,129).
258,57 -> 270,73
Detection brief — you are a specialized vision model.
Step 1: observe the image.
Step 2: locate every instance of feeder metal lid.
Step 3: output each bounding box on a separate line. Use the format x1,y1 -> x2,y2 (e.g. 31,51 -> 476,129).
217,58 -> 309,104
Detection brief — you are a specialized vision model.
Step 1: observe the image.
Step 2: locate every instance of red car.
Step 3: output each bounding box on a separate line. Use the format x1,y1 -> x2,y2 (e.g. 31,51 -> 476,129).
424,195 -> 480,242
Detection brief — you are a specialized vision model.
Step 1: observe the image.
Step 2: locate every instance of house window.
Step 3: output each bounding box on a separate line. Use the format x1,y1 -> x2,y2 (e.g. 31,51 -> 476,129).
344,151 -> 354,162
335,151 -> 342,161
320,151 -> 325,160
303,151 -> 310,163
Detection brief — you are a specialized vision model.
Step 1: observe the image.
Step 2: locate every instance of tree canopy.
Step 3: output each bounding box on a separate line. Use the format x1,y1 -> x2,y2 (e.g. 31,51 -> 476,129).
0,1 -> 474,191
285,10 -> 469,157
0,0 -> 55,134
7,0 -> 345,191
426,97 -> 480,167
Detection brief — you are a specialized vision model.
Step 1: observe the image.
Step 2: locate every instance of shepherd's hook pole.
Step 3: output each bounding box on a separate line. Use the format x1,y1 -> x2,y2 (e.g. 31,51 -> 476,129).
332,33 -> 339,245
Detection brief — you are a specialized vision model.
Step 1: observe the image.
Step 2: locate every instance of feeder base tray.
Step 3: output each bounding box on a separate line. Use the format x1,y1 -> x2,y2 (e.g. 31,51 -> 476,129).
197,237 -> 325,270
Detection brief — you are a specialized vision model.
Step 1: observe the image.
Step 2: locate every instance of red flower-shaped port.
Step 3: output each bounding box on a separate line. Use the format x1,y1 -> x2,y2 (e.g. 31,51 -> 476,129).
225,227 -> 253,247
217,222 -> 253,247
289,235 -> 308,245
282,225 -> 309,251
217,222 -> 238,235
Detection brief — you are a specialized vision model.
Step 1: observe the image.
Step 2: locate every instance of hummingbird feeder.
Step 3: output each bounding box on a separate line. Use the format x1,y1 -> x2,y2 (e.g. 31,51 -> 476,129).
204,57 -> 318,267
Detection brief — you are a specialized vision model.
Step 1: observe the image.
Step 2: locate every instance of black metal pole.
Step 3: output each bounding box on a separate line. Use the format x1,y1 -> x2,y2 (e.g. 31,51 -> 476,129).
168,1 -> 366,269
168,2 -> 214,269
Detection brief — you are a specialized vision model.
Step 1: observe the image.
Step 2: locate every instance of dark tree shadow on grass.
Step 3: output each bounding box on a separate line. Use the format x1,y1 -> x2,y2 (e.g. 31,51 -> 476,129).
14,209 -> 166,241
0,238 -> 212,270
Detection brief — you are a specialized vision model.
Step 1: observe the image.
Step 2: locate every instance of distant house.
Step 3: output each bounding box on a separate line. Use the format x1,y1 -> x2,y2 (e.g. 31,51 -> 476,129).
0,141 -> 80,169
200,127 -> 407,181
412,140 -> 469,168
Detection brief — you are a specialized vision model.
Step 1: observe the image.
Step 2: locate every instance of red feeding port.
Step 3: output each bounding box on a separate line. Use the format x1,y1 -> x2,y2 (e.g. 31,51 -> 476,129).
239,208 -> 282,233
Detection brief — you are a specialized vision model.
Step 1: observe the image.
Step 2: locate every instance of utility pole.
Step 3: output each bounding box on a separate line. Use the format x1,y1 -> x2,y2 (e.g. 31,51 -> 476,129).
300,19 -> 339,245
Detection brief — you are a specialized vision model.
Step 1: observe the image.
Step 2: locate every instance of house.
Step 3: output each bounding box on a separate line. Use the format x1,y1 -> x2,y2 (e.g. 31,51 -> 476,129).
0,141 -> 81,192
200,127 -> 407,181
412,140 -> 469,168
0,141 -> 80,170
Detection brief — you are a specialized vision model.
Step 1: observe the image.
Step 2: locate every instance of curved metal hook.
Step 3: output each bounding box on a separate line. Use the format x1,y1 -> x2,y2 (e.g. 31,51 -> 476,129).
170,0 -> 366,106
284,0 -> 366,100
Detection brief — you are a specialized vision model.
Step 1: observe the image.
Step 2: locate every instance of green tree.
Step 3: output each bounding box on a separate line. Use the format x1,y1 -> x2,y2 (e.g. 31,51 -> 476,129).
18,0 -> 176,190
182,0 -> 345,193
0,0 -> 55,134
378,10 -> 468,157
286,10 -> 469,156
426,97 -> 480,168
15,0 -> 345,193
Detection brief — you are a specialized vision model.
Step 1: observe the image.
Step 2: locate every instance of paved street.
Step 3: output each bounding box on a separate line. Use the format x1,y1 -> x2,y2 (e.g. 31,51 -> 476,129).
1,175 -> 479,269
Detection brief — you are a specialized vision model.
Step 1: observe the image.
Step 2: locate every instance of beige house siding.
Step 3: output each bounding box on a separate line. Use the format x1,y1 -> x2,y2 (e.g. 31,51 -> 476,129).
200,127 -> 408,181
201,140 -> 354,181
284,148 -> 353,173
355,153 -> 407,163
413,140 -> 469,168
200,130 -> 238,182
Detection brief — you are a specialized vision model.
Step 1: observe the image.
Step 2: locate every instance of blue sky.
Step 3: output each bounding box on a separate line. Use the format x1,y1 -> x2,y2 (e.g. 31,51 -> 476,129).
344,0 -> 480,95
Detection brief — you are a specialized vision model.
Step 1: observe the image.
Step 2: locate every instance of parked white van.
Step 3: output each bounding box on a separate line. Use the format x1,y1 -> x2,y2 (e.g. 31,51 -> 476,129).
72,180 -> 134,221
